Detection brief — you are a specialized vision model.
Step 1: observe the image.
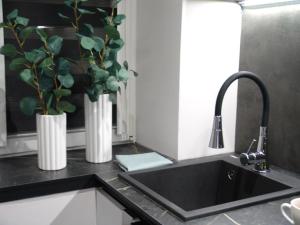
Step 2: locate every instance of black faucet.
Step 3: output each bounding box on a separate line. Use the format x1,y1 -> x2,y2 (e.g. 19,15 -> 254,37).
209,71 -> 270,172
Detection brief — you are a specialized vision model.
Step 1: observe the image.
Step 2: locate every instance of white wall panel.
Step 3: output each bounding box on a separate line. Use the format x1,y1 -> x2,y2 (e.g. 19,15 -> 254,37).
178,0 -> 242,160
136,0 -> 183,159
136,0 -> 242,160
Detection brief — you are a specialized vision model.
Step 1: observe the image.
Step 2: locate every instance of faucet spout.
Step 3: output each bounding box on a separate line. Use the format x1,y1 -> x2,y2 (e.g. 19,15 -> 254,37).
209,71 -> 270,172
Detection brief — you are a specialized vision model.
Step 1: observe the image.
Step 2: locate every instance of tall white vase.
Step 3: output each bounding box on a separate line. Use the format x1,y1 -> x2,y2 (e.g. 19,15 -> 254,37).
36,113 -> 67,171
84,94 -> 112,163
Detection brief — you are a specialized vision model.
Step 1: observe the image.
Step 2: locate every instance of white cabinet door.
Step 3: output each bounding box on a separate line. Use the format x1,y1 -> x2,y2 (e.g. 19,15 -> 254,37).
0,188 -> 97,225
96,189 -> 133,225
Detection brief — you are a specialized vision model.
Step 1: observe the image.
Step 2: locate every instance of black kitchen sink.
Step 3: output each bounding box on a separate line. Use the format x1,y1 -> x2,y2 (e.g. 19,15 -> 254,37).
119,157 -> 300,221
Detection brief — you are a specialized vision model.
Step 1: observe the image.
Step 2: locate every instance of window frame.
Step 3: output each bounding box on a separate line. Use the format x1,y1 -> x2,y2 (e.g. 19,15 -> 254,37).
0,0 -> 137,155
0,0 -> 6,148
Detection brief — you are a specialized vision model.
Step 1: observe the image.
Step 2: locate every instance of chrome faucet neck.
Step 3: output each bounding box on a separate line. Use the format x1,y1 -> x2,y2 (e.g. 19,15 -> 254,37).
257,126 -> 267,153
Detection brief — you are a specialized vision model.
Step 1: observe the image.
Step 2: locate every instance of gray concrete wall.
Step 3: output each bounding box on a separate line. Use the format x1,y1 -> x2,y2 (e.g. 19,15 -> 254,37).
236,5 -> 300,173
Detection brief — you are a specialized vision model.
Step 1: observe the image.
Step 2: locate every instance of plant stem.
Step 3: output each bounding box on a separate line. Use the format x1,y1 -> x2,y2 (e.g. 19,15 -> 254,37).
73,0 -> 79,32
72,0 -> 85,74
99,7 -> 115,66
10,27 -> 23,49
9,26 -> 47,114
33,64 -> 47,115
43,44 -> 60,111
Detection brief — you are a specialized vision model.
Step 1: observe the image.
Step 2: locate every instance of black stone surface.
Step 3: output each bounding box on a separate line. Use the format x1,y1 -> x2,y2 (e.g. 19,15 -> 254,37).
0,144 -> 300,225
120,157 -> 298,221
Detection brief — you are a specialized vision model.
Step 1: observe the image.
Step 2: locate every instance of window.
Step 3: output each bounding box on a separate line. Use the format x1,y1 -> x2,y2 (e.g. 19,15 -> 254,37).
0,0 -> 136,155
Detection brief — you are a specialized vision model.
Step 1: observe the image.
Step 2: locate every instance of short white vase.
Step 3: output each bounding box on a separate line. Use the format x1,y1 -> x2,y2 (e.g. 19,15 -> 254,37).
84,94 -> 112,163
36,113 -> 67,171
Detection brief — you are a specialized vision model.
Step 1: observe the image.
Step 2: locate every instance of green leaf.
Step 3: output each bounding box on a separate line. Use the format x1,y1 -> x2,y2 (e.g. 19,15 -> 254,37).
107,51 -> 117,62
19,26 -> 35,42
106,76 -> 119,92
58,73 -> 74,88
113,14 -> 126,25
86,88 -> 99,102
104,25 -> 120,40
78,8 -> 95,15
97,84 -> 105,97
109,93 -> 117,104
114,61 -> 122,70
39,57 -> 54,69
20,69 -> 35,87
103,60 -> 113,69
93,37 -> 104,52
57,101 -> 76,113
46,93 -> 53,109
0,44 -> 17,58
96,8 -> 108,17
87,55 -> 95,64
79,23 -> 94,37
9,57 -> 28,71
109,38 -> 124,51
86,84 -> 104,102
58,13 -> 70,20
36,28 -> 48,43
20,97 -> 37,116
112,0 -> 122,8
41,68 -> 55,77
15,16 -> 29,26
7,9 -> 18,21
53,88 -> 72,98
117,68 -> 129,81
90,64 -> 109,82
80,36 -> 96,50
84,24 -> 94,34
94,84 -> 104,93
48,108 -> 58,115
39,76 -> 54,91
24,49 -> 46,63
47,35 -> 63,55
58,58 -> 71,75
75,33 -> 84,39
64,0 -> 74,7
0,22 -> 7,28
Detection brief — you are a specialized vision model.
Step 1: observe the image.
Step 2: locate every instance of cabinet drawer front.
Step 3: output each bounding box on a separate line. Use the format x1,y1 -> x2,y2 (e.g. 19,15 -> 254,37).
0,188 -> 97,225
96,189 -> 139,225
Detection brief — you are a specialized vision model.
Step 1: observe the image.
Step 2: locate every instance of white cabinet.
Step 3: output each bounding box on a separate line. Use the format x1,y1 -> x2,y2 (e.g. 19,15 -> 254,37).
96,189 -> 133,225
0,188 -> 97,225
0,188 -> 136,225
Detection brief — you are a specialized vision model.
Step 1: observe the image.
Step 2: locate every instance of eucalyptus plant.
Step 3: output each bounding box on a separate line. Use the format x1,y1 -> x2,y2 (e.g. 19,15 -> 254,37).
59,0 -> 137,102
0,9 -> 76,115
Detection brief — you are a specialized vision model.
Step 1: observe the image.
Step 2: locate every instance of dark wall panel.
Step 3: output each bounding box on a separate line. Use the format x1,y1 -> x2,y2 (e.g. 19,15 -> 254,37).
236,6 -> 300,173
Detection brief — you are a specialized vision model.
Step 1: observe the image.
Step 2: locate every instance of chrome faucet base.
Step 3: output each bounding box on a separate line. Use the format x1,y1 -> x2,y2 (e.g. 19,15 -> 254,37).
253,161 -> 270,173
239,126 -> 269,171
253,168 -> 270,173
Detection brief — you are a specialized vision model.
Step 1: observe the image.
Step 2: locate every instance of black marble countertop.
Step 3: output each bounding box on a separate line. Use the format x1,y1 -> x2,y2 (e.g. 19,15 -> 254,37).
0,144 -> 299,225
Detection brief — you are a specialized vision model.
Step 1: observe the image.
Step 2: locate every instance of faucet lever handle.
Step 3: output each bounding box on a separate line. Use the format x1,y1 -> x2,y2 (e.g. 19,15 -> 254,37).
246,139 -> 257,154
240,139 -> 267,167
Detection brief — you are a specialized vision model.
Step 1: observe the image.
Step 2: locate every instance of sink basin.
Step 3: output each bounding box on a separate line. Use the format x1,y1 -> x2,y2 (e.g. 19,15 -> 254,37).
119,157 -> 300,221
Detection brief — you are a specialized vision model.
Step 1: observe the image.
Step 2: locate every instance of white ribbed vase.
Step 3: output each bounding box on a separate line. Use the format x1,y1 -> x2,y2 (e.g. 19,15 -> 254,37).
36,113 -> 67,171
84,94 -> 112,163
